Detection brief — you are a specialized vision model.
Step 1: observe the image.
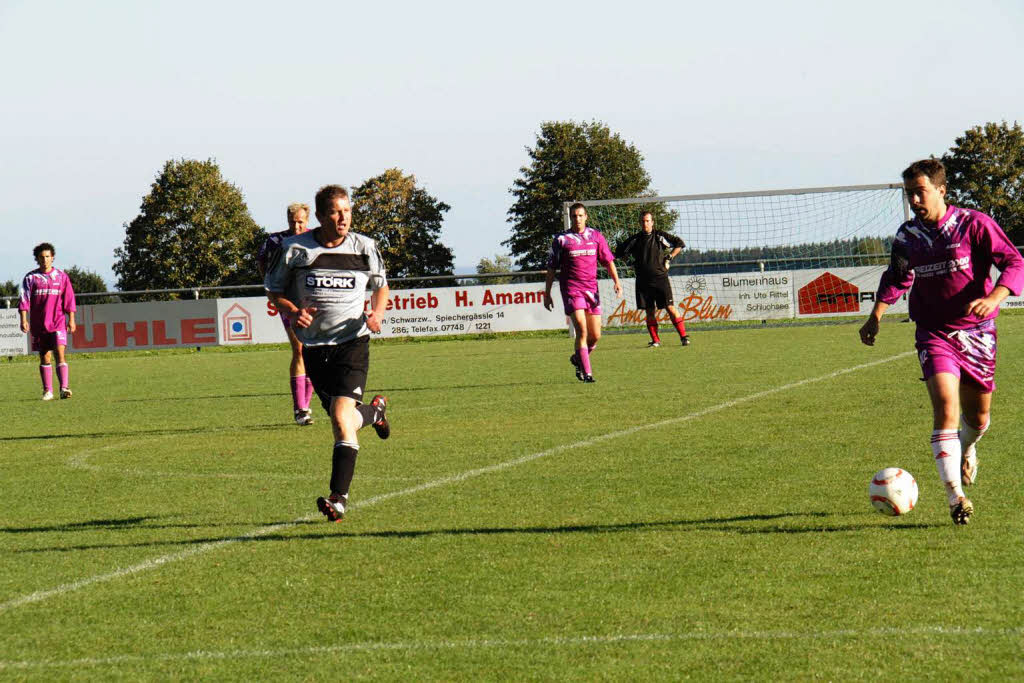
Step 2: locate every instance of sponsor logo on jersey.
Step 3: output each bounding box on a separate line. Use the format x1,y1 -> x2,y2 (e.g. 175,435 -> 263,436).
306,274 -> 356,289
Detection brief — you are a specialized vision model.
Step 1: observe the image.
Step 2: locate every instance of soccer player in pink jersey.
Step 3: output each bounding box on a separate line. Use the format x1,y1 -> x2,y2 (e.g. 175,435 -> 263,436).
543,203 -> 623,382
19,242 -> 77,400
257,203 -> 315,426
859,159 -> 1024,525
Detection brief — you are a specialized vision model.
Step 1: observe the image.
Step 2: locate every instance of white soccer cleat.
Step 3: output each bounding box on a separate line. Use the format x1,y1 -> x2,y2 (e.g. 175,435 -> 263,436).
294,409 -> 314,426
316,495 -> 346,522
41,391 -> 54,401
961,447 -> 978,486
59,387 -> 72,400
647,341 -> 661,348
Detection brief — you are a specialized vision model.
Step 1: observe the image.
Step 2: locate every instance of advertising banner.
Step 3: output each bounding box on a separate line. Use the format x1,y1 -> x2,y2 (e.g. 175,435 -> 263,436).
70,300 -> 219,352
5,264 -> 1021,356
1,310 -> 28,356
603,272 -> 795,327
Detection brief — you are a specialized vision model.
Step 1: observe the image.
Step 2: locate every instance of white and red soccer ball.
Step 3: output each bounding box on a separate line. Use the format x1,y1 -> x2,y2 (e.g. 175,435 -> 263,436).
869,468 -> 919,516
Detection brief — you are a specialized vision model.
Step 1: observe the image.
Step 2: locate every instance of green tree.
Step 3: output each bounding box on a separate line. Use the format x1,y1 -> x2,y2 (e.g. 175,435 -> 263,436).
352,168 -> 454,279
504,120 -> 669,270
65,266 -> 114,304
941,121 -> 1024,242
0,279 -> 17,306
114,159 -> 267,295
476,253 -> 515,284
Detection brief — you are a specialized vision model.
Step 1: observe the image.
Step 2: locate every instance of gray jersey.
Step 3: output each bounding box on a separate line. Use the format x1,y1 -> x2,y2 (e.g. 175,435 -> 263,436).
264,230 -> 387,346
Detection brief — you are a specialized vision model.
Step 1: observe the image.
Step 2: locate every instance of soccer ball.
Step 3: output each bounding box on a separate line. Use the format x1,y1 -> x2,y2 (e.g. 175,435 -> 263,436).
869,468 -> 919,516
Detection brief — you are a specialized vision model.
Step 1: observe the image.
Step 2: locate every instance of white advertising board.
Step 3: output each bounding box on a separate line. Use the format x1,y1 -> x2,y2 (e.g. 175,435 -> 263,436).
1,309 -> 28,355
70,300 -> 219,352
603,272 -> 795,327
6,265 -> 1021,355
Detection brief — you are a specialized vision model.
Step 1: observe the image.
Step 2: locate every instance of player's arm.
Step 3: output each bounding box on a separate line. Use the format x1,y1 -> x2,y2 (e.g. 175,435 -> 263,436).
364,283 -> 390,333
267,291 -> 316,328
63,277 -> 76,333
603,259 -> 623,299
968,218 -> 1024,318
18,277 -> 31,333
614,233 -> 635,261
543,237 -> 560,311
543,268 -> 556,311
860,239 -> 912,346
858,301 -> 889,346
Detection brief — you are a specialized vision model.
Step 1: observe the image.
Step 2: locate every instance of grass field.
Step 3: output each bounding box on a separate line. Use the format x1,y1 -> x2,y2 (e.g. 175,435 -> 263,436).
2,318 -> 1023,680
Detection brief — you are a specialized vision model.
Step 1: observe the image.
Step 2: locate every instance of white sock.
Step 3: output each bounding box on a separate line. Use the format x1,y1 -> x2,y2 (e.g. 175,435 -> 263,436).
959,417 -> 988,458
931,429 -> 964,504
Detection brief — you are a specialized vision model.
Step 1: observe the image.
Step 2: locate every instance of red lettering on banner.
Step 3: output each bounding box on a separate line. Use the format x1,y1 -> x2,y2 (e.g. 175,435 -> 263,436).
455,290 -> 471,307
71,324 -> 108,349
152,320 -> 178,345
267,301 -> 279,317
114,321 -> 148,347
481,289 -> 544,306
182,318 -> 216,344
679,294 -> 733,321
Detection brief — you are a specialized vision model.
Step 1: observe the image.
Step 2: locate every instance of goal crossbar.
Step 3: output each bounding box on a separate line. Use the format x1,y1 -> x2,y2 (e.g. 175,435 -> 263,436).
568,183 -> 903,208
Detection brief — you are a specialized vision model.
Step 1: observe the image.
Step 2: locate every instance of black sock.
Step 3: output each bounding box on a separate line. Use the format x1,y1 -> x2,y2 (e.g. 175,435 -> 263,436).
356,403 -> 377,428
330,441 -> 359,496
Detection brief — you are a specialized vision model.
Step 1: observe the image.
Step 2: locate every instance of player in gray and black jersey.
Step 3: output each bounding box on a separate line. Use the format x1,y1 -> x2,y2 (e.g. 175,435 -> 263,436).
265,184 -> 392,523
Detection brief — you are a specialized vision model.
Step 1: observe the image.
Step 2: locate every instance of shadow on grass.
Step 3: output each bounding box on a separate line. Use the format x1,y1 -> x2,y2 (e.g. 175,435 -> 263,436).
112,392 -> 286,404
10,511 -> 943,554
1,516 -> 285,534
0,422 -> 288,442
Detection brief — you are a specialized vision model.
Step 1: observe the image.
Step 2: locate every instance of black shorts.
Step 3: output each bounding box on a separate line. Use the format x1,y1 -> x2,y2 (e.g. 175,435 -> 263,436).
636,276 -> 674,310
302,336 -> 370,414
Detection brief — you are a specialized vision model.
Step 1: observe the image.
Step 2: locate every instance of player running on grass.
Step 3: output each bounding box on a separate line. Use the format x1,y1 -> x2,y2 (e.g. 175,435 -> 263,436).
258,202 -> 316,426
859,158 -> 1024,525
544,203 -> 623,383
265,185 -> 391,522
19,242 -> 76,400
614,210 -> 690,347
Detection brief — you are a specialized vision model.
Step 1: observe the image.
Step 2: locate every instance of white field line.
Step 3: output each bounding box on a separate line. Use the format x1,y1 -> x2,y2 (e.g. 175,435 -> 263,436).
0,351 -> 914,615
1,625 -> 1020,670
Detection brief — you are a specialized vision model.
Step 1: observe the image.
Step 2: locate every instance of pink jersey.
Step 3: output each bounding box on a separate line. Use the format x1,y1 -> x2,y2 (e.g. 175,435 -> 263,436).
19,267 -> 76,335
548,227 -> 615,298
876,205 -> 1024,331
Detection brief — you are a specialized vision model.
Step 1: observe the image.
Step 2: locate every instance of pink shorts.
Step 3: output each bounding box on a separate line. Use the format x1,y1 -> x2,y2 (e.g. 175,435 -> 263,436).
562,290 -> 602,316
31,330 -> 67,353
915,320 -> 997,393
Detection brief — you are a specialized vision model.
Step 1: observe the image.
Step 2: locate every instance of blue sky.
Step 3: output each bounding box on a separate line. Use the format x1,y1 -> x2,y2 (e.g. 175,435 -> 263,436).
2,0 -> 1022,287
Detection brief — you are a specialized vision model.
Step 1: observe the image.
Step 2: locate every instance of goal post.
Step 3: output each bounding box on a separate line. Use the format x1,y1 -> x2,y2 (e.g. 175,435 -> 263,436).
568,184 -> 912,327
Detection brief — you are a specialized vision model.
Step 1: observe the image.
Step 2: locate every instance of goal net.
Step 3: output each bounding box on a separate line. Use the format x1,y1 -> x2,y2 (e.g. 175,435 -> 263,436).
573,184 -> 909,327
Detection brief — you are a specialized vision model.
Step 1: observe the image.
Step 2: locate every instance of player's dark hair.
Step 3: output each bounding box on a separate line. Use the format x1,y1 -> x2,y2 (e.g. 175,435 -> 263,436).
568,202 -> 586,215
902,159 -> 946,188
640,210 -> 653,222
314,185 -> 350,215
33,242 -> 55,258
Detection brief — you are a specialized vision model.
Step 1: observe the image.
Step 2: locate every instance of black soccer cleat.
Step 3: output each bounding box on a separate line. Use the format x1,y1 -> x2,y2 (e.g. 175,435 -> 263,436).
950,497 -> 973,526
680,336 -> 691,346
316,496 -> 345,523
569,354 -> 585,381
370,395 -> 390,440
583,374 -> 596,383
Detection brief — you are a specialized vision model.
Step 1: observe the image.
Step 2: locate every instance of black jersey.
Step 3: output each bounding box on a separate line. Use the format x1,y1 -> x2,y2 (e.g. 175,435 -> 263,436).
614,230 -> 685,280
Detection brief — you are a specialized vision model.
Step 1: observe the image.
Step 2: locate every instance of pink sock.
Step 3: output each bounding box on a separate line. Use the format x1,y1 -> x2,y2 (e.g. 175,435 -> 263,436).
304,376 -> 315,408
290,376 -> 304,411
578,346 -> 592,375
40,364 -> 53,393
57,363 -> 69,389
